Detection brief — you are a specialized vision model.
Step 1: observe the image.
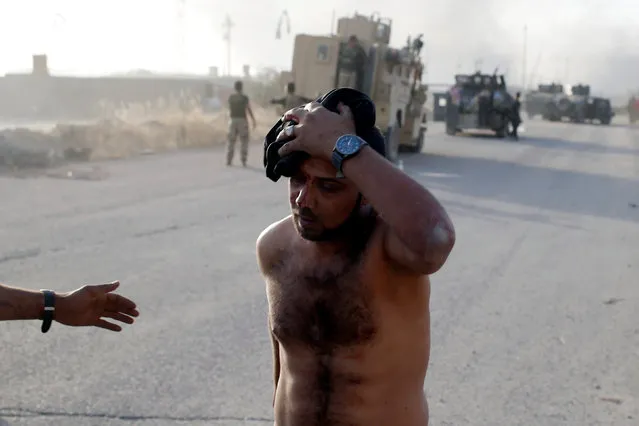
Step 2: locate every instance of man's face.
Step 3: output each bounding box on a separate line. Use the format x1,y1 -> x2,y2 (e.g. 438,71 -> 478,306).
289,157 -> 362,241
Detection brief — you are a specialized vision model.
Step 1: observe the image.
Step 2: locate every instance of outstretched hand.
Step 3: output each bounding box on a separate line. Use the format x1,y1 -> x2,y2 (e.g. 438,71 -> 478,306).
56,281 -> 139,332
275,102 -> 356,161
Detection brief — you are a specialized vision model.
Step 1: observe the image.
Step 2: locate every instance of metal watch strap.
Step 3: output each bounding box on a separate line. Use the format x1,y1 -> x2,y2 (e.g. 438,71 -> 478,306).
40,290 -> 55,333
332,150 -> 346,178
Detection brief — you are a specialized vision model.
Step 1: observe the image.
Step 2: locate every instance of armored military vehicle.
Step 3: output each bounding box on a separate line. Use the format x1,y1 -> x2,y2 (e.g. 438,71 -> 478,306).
524,83 -> 564,119
285,13 -> 428,160
445,71 -> 515,138
628,95 -> 639,124
539,84 -> 613,125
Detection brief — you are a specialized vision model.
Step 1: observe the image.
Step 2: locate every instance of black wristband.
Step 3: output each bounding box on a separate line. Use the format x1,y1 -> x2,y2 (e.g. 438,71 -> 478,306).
40,290 -> 56,333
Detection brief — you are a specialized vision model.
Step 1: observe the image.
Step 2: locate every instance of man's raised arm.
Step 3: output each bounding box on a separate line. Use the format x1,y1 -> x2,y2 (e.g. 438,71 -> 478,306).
275,102 -> 455,276
341,147 -> 455,275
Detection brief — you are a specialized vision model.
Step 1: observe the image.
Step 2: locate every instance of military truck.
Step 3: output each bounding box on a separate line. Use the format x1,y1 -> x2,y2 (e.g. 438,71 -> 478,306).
285,13 -> 428,160
628,95 -> 639,124
524,83 -> 564,119
445,71 -> 515,138
529,84 -> 613,125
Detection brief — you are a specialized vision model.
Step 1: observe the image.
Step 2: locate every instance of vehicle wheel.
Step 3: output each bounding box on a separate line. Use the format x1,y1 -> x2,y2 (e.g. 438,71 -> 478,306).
404,128 -> 425,153
385,124 -> 401,163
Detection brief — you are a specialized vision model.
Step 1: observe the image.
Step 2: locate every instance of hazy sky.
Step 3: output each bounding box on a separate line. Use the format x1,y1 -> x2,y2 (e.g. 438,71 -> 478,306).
0,0 -> 637,93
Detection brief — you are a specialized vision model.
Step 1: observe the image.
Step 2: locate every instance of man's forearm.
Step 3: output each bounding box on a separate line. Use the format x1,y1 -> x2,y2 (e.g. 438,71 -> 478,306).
0,283 -> 44,321
341,146 -> 454,255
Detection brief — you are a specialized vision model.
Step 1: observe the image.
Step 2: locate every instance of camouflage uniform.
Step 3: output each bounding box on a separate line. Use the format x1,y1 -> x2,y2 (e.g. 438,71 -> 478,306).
338,42 -> 367,92
227,93 -> 250,166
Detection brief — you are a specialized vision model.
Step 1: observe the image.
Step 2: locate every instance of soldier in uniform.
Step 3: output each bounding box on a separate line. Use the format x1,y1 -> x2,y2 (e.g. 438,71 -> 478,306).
270,82 -> 313,112
509,92 -> 522,140
337,35 -> 368,92
226,80 -> 257,167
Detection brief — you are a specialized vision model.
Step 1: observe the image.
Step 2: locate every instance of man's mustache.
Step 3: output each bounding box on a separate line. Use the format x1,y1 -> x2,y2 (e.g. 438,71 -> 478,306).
295,208 -> 317,220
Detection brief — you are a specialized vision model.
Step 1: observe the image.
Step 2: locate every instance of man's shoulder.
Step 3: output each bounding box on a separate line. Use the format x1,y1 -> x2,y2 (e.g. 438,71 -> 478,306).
256,216 -> 294,272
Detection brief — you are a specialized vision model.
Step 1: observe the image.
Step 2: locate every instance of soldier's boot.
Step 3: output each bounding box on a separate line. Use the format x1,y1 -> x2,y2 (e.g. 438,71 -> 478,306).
225,140 -> 236,166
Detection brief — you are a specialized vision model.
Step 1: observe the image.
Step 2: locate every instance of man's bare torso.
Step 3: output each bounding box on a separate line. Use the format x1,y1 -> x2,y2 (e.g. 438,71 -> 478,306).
258,215 -> 432,426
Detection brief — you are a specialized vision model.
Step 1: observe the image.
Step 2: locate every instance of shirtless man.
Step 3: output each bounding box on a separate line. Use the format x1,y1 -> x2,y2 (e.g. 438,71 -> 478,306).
256,102 -> 456,426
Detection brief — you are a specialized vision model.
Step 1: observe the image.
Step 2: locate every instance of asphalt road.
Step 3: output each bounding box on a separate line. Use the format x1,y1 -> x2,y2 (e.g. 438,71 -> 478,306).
1,119 -> 637,426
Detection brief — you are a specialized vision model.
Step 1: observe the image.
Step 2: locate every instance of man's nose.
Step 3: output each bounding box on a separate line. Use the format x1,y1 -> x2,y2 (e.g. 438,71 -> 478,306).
295,185 -> 313,208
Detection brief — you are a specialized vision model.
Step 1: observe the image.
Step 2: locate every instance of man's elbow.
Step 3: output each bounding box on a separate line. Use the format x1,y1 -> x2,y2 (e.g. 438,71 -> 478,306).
416,224 -> 456,275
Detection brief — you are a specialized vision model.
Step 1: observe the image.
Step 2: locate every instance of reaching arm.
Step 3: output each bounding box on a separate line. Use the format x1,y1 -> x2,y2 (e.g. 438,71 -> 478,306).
0,283 -> 44,321
246,101 -> 256,127
0,281 -> 139,331
341,147 -> 455,275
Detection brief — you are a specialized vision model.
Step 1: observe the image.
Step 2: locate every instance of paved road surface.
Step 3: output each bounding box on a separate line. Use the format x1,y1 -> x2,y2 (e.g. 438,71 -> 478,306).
1,120 -> 637,426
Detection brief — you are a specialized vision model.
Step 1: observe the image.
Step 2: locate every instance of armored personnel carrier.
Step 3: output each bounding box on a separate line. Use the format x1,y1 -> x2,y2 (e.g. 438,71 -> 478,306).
533,84 -> 613,125
445,71 -> 515,138
524,83 -> 564,119
285,13 -> 428,160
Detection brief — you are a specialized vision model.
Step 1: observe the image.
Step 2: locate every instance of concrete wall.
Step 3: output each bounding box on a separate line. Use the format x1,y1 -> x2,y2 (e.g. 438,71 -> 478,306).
0,75 -> 235,121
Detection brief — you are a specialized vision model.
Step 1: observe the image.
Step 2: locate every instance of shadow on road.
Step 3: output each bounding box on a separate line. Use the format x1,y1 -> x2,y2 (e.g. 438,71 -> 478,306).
517,136 -> 639,156
403,153 -> 639,223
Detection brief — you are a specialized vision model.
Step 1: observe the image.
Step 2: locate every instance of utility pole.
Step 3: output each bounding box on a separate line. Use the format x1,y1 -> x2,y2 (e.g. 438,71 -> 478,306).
177,0 -> 186,72
276,11 -> 290,39
522,24 -> 528,91
222,14 -> 234,76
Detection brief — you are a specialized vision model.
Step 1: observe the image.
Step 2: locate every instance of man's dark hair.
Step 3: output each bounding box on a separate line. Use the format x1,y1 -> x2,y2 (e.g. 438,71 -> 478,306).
348,35 -> 358,43
234,81 -> 243,92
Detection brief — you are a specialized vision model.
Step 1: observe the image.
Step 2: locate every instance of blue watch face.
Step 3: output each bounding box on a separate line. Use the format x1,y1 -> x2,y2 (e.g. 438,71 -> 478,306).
336,135 -> 362,155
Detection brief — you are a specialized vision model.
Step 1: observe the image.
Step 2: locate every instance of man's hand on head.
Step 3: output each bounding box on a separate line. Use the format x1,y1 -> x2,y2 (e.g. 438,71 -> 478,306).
275,102 -> 356,161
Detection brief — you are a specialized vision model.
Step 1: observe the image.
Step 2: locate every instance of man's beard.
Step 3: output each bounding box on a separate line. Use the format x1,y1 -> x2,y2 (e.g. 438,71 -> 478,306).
295,194 -> 365,242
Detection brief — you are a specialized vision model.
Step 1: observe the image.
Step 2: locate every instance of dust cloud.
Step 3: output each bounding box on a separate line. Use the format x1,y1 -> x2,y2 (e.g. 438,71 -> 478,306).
0,97 -> 277,169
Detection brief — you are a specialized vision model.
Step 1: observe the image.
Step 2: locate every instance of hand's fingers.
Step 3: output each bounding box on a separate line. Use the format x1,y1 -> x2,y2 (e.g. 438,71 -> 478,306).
306,101 -> 322,111
338,103 -> 353,120
284,105 -> 308,123
95,319 -> 122,332
103,311 -> 136,324
106,293 -> 138,312
96,281 -> 120,293
278,139 -> 298,157
275,123 -> 297,142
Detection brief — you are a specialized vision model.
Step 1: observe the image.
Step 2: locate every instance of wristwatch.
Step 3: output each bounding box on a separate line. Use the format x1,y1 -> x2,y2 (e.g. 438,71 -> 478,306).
331,134 -> 368,178
40,289 -> 56,333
